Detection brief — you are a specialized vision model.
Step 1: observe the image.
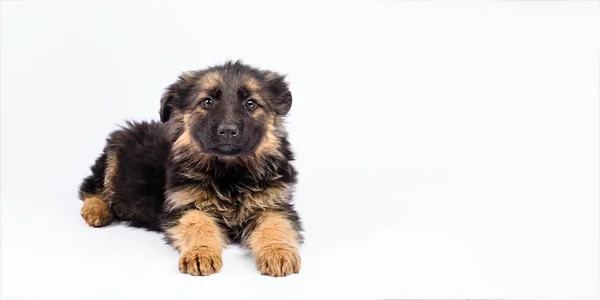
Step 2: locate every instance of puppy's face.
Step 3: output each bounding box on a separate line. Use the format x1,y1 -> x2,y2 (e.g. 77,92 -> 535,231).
160,61 -> 292,157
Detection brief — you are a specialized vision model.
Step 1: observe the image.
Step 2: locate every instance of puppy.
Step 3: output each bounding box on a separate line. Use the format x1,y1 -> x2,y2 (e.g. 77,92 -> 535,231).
78,61 -> 302,277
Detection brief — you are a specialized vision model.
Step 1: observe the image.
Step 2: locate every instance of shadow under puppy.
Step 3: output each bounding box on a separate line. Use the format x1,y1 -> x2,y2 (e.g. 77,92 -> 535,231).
78,61 -> 302,277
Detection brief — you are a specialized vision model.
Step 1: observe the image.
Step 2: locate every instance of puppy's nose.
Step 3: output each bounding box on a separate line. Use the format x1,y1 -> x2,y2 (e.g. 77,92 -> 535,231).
217,123 -> 239,137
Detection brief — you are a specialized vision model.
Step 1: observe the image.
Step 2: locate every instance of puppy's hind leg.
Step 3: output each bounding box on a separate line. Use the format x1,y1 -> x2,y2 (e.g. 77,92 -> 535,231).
81,196 -> 113,227
78,151 -> 116,228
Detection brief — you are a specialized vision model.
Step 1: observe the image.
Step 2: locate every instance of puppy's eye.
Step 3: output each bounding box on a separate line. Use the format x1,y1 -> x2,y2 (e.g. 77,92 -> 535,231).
245,99 -> 257,109
201,98 -> 214,108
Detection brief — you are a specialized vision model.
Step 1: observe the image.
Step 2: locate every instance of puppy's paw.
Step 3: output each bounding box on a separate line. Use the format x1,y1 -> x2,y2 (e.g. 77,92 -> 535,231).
178,247 -> 222,276
81,196 -> 113,227
256,245 -> 300,277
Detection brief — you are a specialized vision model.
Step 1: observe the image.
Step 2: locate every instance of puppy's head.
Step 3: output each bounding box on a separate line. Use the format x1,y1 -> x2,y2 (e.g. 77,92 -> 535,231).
160,61 -> 291,158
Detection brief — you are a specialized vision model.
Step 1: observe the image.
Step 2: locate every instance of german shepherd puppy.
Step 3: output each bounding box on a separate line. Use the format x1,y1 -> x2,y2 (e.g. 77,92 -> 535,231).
78,61 -> 302,277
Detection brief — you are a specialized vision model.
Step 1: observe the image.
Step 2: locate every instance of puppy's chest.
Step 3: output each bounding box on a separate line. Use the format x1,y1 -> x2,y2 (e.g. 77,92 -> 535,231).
194,183 -> 289,227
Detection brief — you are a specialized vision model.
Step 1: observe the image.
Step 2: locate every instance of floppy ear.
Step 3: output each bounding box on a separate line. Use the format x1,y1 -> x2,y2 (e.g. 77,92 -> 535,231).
266,72 -> 293,115
160,73 -> 197,122
159,91 -> 173,123
159,79 -> 188,122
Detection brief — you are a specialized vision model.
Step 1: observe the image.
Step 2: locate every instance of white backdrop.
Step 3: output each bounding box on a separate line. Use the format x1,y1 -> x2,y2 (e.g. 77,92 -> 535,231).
1,1 -> 599,299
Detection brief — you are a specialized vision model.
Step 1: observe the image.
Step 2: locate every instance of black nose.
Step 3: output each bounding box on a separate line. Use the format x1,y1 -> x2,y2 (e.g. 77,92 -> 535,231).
217,123 -> 239,137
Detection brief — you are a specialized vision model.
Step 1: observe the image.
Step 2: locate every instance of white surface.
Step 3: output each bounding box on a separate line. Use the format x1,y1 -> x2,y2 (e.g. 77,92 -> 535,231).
1,1 -> 599,299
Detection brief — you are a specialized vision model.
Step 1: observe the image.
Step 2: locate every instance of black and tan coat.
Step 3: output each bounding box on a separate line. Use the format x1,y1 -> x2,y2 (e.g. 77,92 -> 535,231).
78,61 -> 302,277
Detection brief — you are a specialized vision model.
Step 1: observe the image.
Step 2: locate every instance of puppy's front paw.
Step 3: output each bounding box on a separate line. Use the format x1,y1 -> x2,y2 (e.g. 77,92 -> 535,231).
256,246 -> 300,277
178,247 -> 222,276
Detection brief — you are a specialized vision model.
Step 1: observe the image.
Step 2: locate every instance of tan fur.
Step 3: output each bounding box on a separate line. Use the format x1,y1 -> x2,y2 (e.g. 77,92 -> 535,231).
173,129 -> 194,150
198,71 -> 222,90
165,186 -> 212,212
178,247 -> 222,276
195,184 -> 290,228
81,196 -> 113,227
172,115 -> 197,152
240,184 -> 290,214
242,76 -> 261,92
248,211 -> 300,277
170,124 -> 213,182
172,114 -> 206,159
254,116 -> 282,157
102,151 -> 118,204
193,106 -> 207,117
166,210 -> 226,276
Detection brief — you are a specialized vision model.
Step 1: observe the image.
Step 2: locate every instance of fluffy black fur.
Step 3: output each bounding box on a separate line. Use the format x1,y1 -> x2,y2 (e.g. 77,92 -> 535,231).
79,121 -> 171,231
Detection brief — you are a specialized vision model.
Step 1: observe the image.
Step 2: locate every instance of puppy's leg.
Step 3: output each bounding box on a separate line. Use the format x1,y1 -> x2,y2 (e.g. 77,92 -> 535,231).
81,195 -> 113,227
79,152 -> 116,227
165,210 -> 226,276
244,210 -> 302,277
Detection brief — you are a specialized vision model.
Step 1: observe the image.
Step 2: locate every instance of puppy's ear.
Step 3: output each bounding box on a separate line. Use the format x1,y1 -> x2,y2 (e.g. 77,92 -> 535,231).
159,79 -> 188,123
159,91 -> 174,123
265,72 -> 292,116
